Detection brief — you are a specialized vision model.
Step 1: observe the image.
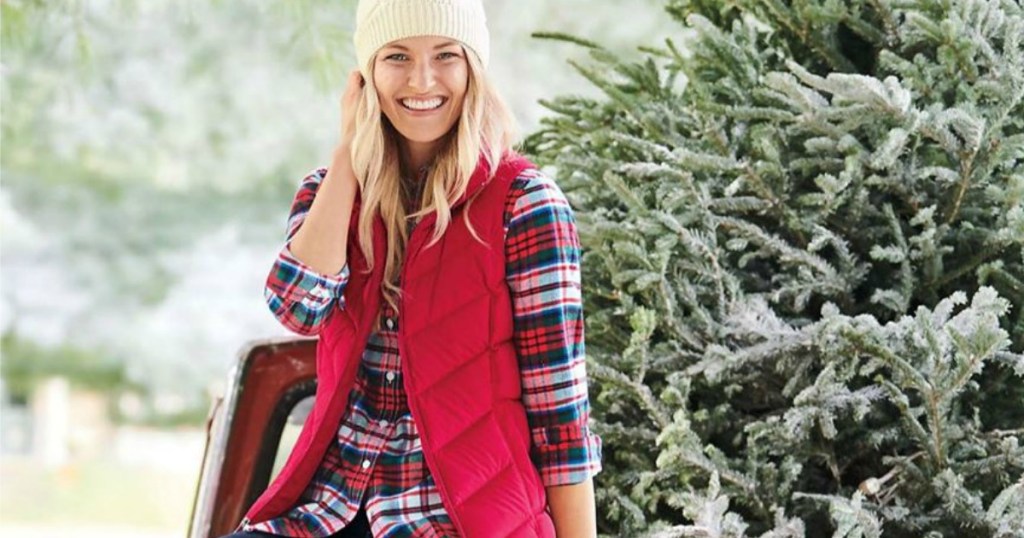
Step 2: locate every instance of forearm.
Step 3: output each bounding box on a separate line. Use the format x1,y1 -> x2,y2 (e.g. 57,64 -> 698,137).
288,145 -> 359,275
546,478 -> 597,537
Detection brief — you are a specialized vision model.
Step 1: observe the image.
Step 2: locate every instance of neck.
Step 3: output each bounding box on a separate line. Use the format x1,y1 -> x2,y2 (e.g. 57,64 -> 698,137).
400,139 -> 442,178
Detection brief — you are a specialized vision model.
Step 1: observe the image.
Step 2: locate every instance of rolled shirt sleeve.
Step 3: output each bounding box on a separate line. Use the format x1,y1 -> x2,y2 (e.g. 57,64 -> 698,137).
504,169 -> 603,487
264,168 -> 350,336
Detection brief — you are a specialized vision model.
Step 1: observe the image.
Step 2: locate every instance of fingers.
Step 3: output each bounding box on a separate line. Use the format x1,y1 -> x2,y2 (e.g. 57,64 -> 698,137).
340,70 -> 364,102
339,69 -> 365,147
347,69 -> 365,94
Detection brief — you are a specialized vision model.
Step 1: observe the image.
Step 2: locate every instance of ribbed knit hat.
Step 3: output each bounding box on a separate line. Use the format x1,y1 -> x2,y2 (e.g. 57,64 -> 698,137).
353,0 -> 490,76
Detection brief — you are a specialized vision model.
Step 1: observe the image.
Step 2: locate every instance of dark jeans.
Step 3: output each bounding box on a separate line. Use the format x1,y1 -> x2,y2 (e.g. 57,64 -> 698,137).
220,507 -> 372,538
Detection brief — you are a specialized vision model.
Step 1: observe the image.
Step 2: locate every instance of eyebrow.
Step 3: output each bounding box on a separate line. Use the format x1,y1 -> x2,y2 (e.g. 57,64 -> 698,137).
382,41 -> 460,51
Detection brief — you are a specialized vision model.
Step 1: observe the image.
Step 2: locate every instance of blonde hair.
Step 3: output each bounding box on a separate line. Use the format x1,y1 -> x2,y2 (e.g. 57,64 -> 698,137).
350,46 -> 518,325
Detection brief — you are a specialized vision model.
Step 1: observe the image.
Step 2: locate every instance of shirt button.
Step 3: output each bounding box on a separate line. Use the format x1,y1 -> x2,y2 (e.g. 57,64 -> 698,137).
361,459 -> 371,470
385,317 -> 395,330
380,419 -> 389,428
385,371 -> 396,382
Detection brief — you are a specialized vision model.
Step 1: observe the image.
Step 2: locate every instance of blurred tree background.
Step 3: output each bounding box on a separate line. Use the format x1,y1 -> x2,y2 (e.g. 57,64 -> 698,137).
1,0 -> 673,422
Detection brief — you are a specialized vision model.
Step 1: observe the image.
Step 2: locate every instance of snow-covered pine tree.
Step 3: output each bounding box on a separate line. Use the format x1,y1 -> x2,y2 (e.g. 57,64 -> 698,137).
524,0 -> 1024,536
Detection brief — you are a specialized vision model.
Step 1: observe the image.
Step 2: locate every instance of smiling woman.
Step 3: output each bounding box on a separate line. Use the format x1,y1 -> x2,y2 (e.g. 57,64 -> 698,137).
221,1 -> 603,537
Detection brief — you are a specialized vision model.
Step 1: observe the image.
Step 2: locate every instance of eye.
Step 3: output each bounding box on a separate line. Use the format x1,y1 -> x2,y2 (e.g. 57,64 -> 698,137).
384,53 -> 408,61
437,51 -> 461,60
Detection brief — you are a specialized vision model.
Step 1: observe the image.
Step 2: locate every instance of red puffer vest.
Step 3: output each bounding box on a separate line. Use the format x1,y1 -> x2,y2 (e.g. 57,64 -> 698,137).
243,152 -> 556,537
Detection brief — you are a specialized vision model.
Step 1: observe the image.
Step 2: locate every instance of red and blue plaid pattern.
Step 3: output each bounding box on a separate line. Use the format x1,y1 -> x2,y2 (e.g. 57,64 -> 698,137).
250,168 -> 602,537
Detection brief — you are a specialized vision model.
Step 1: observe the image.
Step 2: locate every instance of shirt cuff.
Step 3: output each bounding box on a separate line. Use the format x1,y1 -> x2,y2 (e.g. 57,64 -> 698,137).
278,243 -> 350,306
530,422 -> 603,487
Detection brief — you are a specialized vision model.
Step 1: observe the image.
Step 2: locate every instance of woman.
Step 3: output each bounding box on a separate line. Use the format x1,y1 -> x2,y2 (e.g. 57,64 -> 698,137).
224,1 -> 602,536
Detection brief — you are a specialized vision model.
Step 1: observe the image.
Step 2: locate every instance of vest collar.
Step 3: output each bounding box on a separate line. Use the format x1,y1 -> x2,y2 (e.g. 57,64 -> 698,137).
357,151 -> 501,220
450,152 -> 497,212
359,152 -> 506,304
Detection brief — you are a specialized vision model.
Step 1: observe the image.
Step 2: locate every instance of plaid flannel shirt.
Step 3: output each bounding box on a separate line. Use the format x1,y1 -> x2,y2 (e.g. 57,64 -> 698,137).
250,167 -> 602,537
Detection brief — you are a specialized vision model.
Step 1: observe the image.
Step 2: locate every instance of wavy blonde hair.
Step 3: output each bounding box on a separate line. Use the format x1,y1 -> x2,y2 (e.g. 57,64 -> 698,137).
350,46 -> 519,324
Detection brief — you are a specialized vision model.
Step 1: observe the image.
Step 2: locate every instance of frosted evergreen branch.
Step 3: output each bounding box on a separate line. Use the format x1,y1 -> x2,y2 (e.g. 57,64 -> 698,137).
749,1 -> 857,72
991,351 -> 1024,377
869,127 -> 911,170
830,492 -> 883,538
762,72 -> 829,114
684,336 -> 804,383
848,325 -> 932,389
785,61 -> 912,115
944,123 -> 983,223
914,166 -> 960,184
659,277 -> 705,351
785,364 -> 886,441
707,196 -> 773,214
878,379 -> 939,466
602,170 -> 647,213
608,131 -> 678,163
861,345 -> 947,468
923,385 -> 949,468
656,436 -> 760,500
568,58 -> 637,110
737,162 -> 788,220
718,216 -> 848,297
976,64 -> 1024,174
864,0 -> 900,42
675,224 -> 728,319
594,420 -> 659,443
664,276 -> 721,347
698,101 -> 797,122
649,473 -> 750,538
954,444 -> 1024,477
925,235 -> 1018,297
985,478 -> 1024,537
869,204 -> 913,313
986,428 -> 1024,438
672,146 -> 743,173
590,361 -> 672,430
617,162 -> 693,186
529,31 -> 604,50
626,308 -> 658,386
932,468 -> 991,531
793,492 -> 882,538
683,14 -> 761,87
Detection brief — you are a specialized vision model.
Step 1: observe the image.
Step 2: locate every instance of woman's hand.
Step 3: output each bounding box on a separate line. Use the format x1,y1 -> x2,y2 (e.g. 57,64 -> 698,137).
286,69 -> 363,277
339,69 -> 364,150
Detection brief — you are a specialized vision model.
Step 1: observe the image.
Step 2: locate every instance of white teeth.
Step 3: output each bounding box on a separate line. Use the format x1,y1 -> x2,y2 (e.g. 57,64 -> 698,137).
401,97 -> 444,110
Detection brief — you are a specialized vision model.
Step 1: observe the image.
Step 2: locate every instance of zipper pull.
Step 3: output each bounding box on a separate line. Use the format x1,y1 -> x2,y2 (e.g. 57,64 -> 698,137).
233,517 -> 251,533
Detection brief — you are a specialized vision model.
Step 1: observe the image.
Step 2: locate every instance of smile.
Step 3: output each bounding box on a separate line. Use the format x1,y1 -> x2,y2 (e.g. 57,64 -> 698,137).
400,97 -> 447,111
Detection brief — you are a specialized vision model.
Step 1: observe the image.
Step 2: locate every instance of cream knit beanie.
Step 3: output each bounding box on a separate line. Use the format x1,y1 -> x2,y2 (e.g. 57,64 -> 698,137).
353,0 -> 490,76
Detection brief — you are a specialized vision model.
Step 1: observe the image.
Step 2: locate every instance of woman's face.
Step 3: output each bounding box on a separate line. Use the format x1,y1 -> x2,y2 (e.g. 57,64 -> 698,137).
373,36 -> 469,155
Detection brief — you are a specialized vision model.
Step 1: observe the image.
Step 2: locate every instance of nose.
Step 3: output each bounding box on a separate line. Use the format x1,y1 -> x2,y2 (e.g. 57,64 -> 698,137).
408,60 -> 435,92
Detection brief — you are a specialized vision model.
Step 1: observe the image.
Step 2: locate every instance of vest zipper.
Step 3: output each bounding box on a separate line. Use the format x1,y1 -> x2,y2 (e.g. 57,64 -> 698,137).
398,226 -> 468,537
233,517 -> 251,533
